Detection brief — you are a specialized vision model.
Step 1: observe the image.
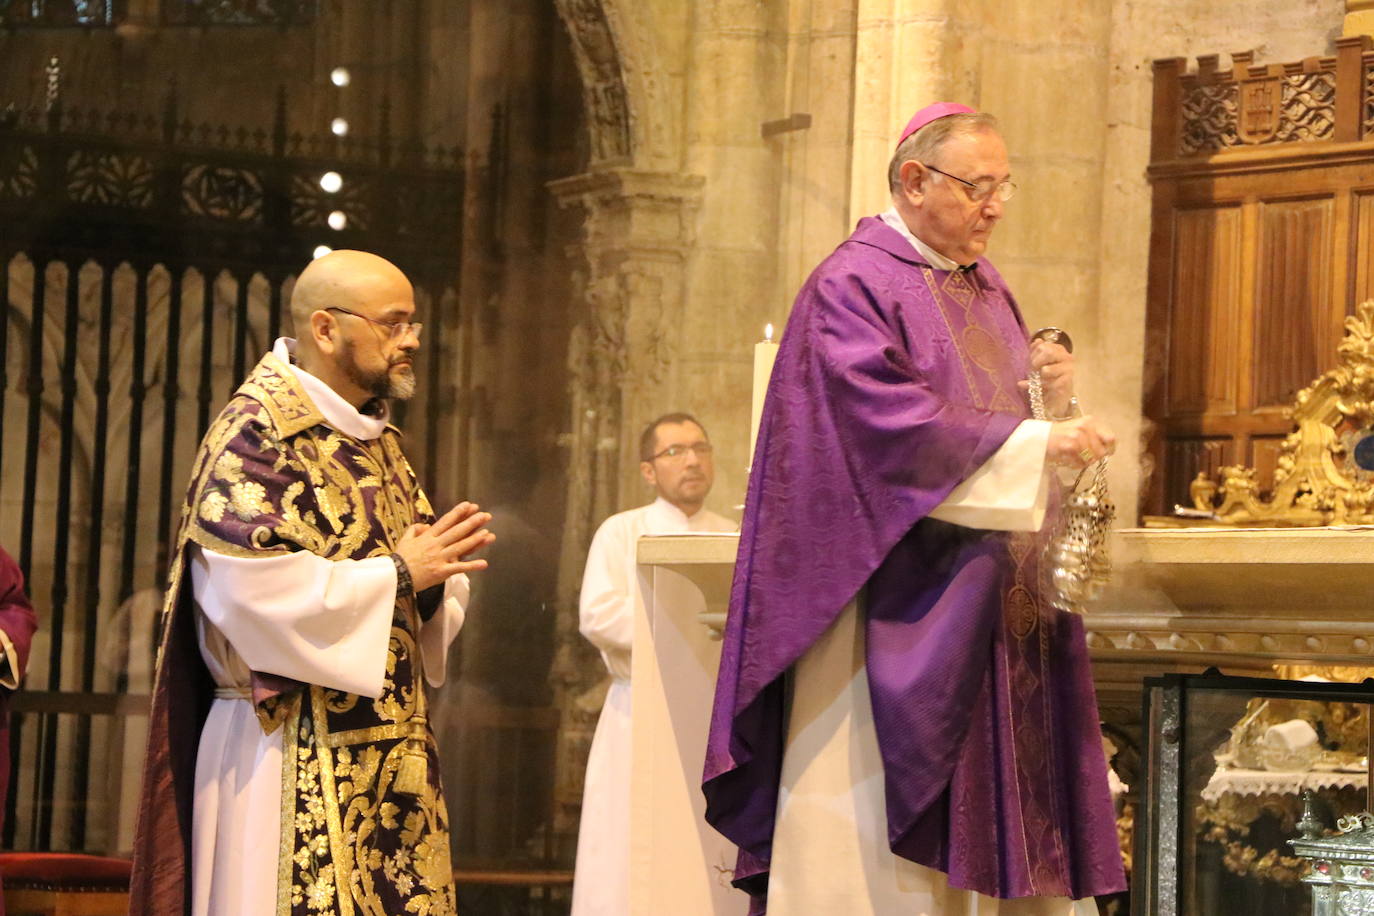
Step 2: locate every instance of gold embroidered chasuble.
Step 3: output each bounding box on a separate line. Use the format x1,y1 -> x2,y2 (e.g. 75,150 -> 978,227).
130,352 -> 457,916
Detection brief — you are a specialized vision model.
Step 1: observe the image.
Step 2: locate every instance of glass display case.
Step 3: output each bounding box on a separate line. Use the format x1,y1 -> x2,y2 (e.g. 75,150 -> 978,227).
1138,671 -> 1374,915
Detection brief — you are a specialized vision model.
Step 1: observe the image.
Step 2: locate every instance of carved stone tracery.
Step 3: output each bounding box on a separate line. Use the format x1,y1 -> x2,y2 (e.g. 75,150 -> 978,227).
545,166 -> 704,843
552,0 -> 634,165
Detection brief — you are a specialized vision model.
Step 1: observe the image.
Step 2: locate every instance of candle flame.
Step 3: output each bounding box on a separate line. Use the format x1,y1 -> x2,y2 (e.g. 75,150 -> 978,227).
764,323 -> 774,342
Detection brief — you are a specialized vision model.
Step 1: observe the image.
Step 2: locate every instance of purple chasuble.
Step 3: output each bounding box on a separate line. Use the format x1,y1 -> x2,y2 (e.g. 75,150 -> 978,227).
702,217 -> 1125,908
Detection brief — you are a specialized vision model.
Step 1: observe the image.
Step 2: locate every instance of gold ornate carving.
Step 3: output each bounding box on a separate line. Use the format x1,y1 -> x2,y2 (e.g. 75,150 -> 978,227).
1190,301 -> 1374,524
1198,794 -> 1315,887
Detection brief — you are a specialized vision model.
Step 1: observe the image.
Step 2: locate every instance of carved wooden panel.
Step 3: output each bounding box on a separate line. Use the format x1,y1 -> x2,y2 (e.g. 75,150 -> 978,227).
1253,197 -> 1335,409
1351,191 -> 1374,307
1145,43 -> 1374,517
1167,206 -> 1243,416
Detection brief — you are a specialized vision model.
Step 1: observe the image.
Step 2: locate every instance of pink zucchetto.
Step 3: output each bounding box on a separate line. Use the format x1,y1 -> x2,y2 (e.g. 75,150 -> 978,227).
897,102 -> 976,147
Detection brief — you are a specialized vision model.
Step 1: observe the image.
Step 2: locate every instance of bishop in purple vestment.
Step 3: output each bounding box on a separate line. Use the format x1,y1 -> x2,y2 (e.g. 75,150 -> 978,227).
703,106 -> 1125,912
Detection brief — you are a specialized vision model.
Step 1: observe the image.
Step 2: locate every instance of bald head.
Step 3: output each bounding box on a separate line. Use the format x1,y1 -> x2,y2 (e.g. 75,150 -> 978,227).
291,249 -> 414,337
290,250 -> 422,407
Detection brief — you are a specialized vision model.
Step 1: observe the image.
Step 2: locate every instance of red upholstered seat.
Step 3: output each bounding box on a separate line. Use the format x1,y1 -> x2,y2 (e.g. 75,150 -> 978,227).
0,853 -> 132,891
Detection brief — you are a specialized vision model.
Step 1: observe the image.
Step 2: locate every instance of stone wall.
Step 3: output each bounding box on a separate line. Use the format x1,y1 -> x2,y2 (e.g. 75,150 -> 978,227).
604,0 -> 1349,522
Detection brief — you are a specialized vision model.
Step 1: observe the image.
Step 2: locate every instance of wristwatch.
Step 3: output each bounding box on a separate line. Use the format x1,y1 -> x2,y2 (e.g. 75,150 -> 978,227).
390,552 -> 415,599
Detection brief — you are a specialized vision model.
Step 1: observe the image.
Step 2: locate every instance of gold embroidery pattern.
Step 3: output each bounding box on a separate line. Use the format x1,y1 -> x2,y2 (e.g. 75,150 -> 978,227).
916,267 -> 1027,414
277,698 -> 303,915
239,352 -> 327,436
334,737 -> 456,915
960,325 -> 1002,373
920,266 -> 984,408
943,272 -> 1013,409
1003,533 -> 1039,641
1000,530 -> 1073,895
287,701 -> 341,914
289,681 -> 456,916
172,351 -> 454,915
940,269 -> 977,309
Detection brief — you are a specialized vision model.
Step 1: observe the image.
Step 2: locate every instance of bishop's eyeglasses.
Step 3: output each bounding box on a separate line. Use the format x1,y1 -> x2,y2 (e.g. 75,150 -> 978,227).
326,306 -> 424,341
921,164 -> 1018,203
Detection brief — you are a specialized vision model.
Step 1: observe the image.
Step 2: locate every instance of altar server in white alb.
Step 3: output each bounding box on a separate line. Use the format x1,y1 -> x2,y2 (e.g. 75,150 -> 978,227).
572,413 -> 737,915
131,250 -> 494,916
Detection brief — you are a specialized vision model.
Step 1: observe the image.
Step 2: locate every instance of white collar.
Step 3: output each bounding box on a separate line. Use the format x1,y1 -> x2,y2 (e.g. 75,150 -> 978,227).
879,208 -> 963,271
273,337 -> 390,441
645,495 -> 708,532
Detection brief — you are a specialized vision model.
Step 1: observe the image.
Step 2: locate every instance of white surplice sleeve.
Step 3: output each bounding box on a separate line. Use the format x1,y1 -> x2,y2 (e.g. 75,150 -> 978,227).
579,518 -> 634,661
0,631 -> 17,689
927,419 -> 1052,532
419,573 -> 469,688
190,544 -> 397,698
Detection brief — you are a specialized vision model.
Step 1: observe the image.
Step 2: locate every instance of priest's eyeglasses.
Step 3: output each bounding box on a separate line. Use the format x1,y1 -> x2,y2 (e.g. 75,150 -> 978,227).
650,442 -> 714,461
922,164 -> 1018,203
326,306 -> 424,341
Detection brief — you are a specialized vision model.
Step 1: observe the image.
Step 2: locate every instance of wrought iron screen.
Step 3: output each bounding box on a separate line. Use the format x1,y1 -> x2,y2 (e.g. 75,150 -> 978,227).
0,77 -> 464,853
0,0 -> 120,26
163,0 -> 315,26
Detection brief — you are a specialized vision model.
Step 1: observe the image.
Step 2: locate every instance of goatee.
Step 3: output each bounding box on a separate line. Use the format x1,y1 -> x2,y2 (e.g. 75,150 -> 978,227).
387,364 -> 416,400
342,339 -> 417,401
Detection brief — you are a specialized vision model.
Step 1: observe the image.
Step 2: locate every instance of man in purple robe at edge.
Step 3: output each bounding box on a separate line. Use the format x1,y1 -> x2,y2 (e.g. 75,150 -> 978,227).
702,104 -> 1128,914
1,546 -> 39,915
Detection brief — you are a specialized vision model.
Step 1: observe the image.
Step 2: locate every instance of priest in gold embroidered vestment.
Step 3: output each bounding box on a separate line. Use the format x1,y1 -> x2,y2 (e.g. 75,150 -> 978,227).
130,250 -> 494,916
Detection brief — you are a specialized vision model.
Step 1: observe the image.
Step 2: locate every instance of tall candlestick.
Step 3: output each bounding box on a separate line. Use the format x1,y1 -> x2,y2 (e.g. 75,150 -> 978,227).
750,323 -> 779,466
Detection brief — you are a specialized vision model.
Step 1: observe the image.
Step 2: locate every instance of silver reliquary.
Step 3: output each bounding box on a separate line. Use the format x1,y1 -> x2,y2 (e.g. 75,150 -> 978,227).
1291,796 -> 1374,915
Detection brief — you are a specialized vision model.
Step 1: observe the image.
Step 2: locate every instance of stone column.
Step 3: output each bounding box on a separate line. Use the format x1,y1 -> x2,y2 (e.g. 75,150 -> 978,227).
545,166 -> 704,845
849,0 -> 952,219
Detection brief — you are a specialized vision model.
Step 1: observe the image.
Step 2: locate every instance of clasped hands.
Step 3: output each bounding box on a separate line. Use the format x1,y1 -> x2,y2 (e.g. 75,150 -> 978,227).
1019,338 -> 1116,470
394,501 -> 495,592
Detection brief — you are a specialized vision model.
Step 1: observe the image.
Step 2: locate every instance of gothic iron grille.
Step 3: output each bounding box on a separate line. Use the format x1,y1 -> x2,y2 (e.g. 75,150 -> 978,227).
0,76 -> 464,852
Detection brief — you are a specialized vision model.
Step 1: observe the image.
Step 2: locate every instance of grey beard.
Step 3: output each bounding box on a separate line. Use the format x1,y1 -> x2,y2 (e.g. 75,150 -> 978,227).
341,339 -> 417,401
386,364 -> 416,400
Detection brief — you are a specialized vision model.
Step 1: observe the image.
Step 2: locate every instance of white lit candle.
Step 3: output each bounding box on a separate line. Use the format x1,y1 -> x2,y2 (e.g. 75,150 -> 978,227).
750,323 -> 779,465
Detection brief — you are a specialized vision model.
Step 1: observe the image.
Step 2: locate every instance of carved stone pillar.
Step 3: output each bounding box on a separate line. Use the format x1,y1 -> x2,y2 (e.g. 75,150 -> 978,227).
545,166 -> 704,848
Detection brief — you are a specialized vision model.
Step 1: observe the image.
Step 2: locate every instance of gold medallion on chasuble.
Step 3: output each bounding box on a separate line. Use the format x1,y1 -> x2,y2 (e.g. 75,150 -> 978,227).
1004,532 -> 1041,640
960,325 -> 1002,373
